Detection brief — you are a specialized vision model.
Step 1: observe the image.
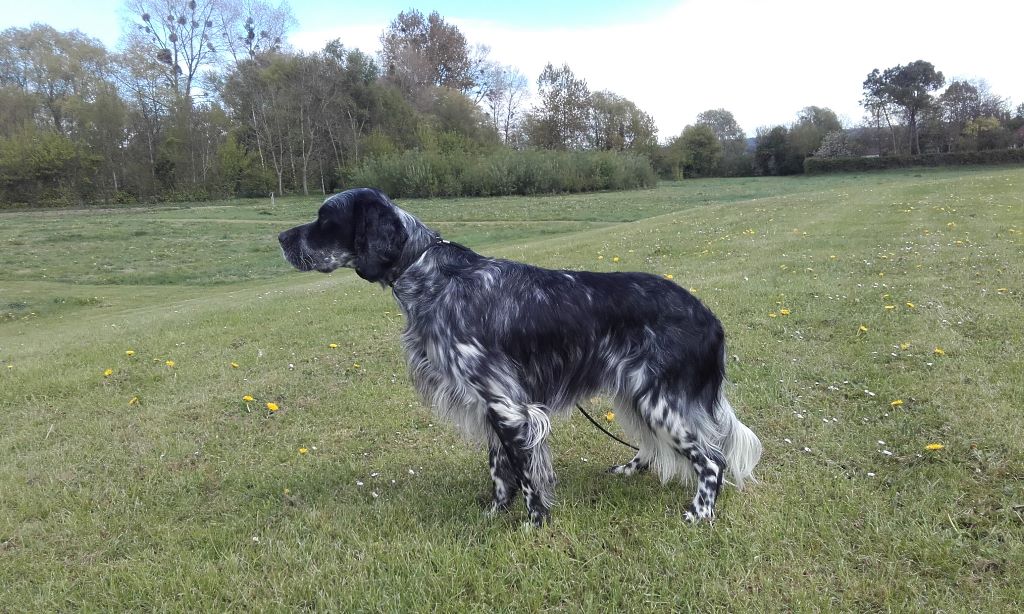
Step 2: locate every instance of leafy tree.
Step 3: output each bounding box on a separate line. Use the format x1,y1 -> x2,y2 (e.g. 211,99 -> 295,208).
525,63 -> 590,150
863,60 -> 944,154
677,124 -> 722,178
753,125 -> 801,175
695,108 -> 748,175
380,9 -> 475,97
790,106 -> 841,158
0,25 -> 109,134
587,91 -> 658,155
814,130 -> 854,158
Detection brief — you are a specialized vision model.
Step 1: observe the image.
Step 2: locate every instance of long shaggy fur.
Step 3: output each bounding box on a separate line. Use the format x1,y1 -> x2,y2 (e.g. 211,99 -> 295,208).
279,188 -> 762,525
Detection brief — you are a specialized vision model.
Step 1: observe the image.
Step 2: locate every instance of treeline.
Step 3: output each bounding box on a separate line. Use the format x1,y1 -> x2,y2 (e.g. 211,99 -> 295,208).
4,4 -> 1023,207
745,61 -> 1024,176
0,3 -> 658,206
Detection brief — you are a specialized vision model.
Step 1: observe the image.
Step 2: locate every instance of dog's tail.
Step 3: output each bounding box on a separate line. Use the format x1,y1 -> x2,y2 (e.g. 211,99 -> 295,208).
717,395 -> 762,490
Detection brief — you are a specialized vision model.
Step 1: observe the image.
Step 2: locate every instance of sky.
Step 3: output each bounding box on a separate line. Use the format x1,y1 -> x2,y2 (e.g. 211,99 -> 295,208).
6,0 -> 1023,139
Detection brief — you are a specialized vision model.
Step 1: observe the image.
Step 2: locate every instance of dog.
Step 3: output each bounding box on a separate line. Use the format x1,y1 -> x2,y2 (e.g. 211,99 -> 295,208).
278,188 -> 761,526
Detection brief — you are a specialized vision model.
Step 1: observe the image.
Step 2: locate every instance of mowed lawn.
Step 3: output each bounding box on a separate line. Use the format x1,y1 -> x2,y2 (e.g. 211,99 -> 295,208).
1,168 -> 1022,611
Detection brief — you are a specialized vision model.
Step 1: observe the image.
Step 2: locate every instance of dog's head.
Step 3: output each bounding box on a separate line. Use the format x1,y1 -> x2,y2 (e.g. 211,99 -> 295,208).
278,188 -> 410,283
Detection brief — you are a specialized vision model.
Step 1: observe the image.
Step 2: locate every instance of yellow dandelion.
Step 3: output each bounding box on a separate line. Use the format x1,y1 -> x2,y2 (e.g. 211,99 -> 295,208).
283,488 -> 291,495
933,347 -> 945,356
890,399 -> 904,408
663,274 -> 674,280
328,343 -> 338,349
612,256 -> 620,263
125,350 -> 135,357
165,360 -> 175,368
604,411 -> 615,422
769,312 -> 778,318
884,305 -> 895,311
900,342 -> 911,350
925,443 -> 944,451
597,255 -> 604,260
103,368 -> 114,377
230,362 -> 239,369
266,402 -> 280,412
906,302 -> 915,308
242,395 -> 255,402
779,308 -> 791,316
352,363 -> 361,369
128,396 -> 139,405
858,325 -> 869,333
298,447 -> 308,455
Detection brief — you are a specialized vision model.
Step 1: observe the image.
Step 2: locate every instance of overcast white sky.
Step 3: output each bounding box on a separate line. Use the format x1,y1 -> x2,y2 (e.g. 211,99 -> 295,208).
7,0 -> 1023,140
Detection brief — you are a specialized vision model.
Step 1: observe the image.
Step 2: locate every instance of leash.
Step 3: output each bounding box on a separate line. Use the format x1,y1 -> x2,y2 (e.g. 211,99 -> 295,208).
575,404 -> 639,451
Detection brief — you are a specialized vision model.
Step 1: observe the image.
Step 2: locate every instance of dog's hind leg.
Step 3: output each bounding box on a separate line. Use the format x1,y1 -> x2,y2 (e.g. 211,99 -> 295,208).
485,435 -> 521,515
675,441 -> 726,522
637,391 -> 726,522
485,397 -> 555,527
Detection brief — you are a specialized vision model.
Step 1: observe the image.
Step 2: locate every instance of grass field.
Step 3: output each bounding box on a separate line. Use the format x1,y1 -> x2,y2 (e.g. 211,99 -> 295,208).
2,167 -> 1022,611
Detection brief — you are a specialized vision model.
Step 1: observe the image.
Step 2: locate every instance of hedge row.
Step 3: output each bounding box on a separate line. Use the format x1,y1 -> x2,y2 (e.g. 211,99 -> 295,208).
804,148 -> 1024,174
349,149 -> 657,198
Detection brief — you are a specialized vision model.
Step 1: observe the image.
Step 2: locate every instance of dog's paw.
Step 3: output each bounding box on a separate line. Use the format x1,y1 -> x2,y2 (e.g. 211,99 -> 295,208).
484,499 -> 513,518
608,461 -> 647,476
683,504 -> 714,524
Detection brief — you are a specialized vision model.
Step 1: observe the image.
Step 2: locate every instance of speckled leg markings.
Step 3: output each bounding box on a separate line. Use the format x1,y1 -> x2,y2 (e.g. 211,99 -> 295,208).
680,446 -> 725,523
608,453 -> 650,476
486,439 -> 520,516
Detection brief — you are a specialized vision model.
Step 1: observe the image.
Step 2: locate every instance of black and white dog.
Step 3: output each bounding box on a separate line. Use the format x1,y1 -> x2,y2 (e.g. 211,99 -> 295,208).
279,188 -> 761,526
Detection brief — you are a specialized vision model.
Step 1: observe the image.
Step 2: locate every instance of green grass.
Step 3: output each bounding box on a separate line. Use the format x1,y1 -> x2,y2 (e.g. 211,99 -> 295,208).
2,167 -> 1022,611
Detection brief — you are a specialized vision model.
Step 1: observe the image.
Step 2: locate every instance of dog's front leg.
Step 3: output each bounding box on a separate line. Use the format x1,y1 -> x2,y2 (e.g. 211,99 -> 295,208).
485,399 -> 555,527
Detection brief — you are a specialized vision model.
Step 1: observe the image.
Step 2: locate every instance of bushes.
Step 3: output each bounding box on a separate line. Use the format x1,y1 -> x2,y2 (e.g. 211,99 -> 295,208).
805,148 -> 1024,174
348,149 -> 656,198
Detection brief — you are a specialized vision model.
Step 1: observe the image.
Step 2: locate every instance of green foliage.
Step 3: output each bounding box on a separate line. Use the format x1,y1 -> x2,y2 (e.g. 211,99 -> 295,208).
695,108 -> 749,176
789,106 -> 842,158
350,149 -> 655,198
0,127 -> 97,206
214,134 -> 273,197
677,124 -> 723,178
754,125 -> 803,176
525,63 -> 591,149
804,148 -> 1024,174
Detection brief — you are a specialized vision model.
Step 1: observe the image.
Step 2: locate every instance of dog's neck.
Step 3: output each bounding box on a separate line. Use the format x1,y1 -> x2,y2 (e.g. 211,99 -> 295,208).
384,213 -> 443,287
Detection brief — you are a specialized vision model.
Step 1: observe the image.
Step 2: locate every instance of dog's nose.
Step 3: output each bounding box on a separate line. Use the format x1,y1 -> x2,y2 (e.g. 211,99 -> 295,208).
278,230 -> 289,244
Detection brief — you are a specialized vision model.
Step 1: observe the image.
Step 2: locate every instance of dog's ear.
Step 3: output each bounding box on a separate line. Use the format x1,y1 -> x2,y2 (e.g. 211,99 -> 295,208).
353,199 -> 408,283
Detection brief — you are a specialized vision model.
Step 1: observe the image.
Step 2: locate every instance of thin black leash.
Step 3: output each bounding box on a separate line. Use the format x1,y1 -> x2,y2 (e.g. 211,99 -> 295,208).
575,404 -> 639,451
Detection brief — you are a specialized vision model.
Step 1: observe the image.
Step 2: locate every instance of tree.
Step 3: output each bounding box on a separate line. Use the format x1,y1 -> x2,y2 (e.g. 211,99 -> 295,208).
753,125 -> 801,176
525,63 -> 590,150
380,9 -> 475,97
124,0 -> 222,102
480,63 -> 528,145
587,91 -> 658,155
695,108 -> 747,175
814,130 -> 854,158
216,0 -> 294,62
862,68 -> 899,155
863,60 -> 944,155
790,106 -> 841,158
677,124 -> 722,178
0,25 -> 109,135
